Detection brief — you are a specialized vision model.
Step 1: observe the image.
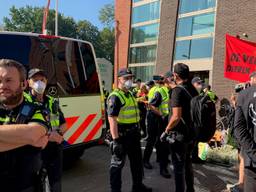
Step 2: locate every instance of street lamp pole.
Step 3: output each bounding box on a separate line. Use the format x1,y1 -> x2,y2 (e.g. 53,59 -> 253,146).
55,0 -> 58,36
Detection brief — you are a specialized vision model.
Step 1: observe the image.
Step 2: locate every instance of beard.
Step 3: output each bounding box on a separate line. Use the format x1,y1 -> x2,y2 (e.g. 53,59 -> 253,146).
0,87 -> 23,106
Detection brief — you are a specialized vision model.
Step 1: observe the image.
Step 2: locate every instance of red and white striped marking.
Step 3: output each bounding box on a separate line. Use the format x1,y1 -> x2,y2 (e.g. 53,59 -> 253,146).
64,113 -> 103,145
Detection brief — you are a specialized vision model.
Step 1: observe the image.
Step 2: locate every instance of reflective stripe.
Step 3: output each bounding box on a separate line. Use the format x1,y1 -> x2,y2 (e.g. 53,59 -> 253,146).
118,113 -> 139,119
159,86 -> 170,116
108,89 -> 140,124
123,106 -> 137,111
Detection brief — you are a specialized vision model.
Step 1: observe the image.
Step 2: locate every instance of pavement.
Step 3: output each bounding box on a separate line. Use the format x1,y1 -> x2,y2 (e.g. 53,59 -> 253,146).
63,145 -> 238,192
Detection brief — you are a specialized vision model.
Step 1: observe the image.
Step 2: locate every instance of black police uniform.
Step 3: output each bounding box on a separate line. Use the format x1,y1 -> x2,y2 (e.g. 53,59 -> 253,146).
41,96 -> 66,192
0,99 -> 49,192
107,92 -> 144,192
26,92 -> 66,192
143,90 -> 169,172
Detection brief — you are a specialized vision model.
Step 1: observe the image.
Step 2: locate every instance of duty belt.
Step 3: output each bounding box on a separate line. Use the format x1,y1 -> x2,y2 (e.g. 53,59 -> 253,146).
117,123 -> 139,136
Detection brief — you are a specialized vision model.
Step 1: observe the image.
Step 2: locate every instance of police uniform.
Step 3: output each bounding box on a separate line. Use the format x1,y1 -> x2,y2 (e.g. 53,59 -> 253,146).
0,96 -> 49,192
24,92 -> 66,192
143,84 -> 170,176
108,86 -> 150,192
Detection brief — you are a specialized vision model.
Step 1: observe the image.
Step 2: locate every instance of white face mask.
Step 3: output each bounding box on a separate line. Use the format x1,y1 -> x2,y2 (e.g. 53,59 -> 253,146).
124,80 -> 133,90
32,80 -> 46,94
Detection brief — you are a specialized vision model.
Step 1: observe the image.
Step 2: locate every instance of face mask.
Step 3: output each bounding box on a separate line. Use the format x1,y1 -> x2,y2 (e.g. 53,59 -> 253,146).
32,80 -> 46,94
124,80 -> 133,90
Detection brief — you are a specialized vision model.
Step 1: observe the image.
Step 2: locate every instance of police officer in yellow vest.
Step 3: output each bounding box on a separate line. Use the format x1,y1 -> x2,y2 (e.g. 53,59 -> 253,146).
107,68 -> 152,192
26,68 -> 67,192
143,75 -> 171,178
0,59 -> 49,192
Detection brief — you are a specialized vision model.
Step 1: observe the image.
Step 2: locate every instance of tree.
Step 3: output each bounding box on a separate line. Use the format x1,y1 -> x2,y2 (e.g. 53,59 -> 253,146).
76,20 -> 103,57
99,28 -> 115,63
3,6 -> 77,38
99,3 -> 114,28
3,5 -> 115,63
98,3 -> 115,63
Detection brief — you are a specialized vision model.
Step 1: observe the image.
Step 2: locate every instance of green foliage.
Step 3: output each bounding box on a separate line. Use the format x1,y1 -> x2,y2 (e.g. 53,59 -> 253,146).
3,6 -> 77,38
99,3 -> 114,28
99,28 -> 115,63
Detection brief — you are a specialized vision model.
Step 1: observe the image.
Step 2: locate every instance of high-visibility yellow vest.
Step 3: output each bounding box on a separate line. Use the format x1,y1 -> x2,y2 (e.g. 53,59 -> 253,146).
108,89 -> 140,124
148,85 -> 159,103
158,86 -> 170,116
0,93 -> 46,124
148,85 -> 169,116
24,92 -> 60,130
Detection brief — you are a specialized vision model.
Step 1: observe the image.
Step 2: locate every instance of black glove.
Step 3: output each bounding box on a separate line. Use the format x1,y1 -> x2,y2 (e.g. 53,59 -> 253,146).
160,132 -> 169,142
110,139 -> 123,157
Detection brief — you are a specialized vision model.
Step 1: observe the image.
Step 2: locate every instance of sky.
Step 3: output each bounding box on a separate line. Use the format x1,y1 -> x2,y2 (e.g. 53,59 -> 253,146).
0,0 -> 114,29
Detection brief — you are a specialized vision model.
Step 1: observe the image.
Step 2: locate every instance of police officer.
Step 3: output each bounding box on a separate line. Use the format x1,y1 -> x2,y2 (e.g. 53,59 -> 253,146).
0,59 -> 49,192
26,68 -> 67,192
107,68 -> 152,192
143,75 -> 171,178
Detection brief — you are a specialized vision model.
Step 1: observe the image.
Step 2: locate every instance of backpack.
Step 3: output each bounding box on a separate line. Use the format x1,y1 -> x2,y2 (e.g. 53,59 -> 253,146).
179,86 -> 216,142
190,93 -> 216,142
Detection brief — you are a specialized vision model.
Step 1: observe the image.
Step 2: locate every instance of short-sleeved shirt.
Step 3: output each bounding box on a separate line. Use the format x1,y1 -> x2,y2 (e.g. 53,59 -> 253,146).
0,99 -> 48,188
170,82 -> 198,133
107,94 -> 123,117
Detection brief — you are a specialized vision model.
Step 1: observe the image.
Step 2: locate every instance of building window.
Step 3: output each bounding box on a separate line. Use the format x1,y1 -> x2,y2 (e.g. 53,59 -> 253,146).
175,37 -> 213,60
130,66 -> 155,82
133,0 -> 143,3
132,1 -> 160,24
129,45 -> 157,64
179,0 -> 216,14
177,12 -> 215,37
131,23 -> 159,44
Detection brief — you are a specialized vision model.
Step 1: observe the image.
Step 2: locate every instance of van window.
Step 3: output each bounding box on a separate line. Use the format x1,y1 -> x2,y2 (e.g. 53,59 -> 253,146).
0,34 -> 100,97
53,39 -> 100,96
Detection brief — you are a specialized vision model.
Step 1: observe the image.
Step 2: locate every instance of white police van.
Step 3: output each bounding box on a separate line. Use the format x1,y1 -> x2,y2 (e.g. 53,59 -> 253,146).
0,31 -> 105,159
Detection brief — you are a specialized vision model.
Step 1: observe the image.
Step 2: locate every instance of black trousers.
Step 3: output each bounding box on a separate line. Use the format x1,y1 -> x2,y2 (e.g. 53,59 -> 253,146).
42,142 -> 63,192
156,115 -> 170,169
244,167 -> 256,192
0,153 -> 42,192
144,111 -> 169,169
110,129 -> 143,192
170,141 -> 195,192
139,104 -> 147,137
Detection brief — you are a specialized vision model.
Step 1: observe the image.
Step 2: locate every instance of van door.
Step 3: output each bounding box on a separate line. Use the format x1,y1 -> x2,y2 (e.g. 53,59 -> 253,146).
50,38 -> 103,147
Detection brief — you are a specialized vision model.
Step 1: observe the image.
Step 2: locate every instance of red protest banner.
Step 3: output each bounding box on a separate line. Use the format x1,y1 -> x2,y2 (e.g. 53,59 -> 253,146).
225,34 -> 256,82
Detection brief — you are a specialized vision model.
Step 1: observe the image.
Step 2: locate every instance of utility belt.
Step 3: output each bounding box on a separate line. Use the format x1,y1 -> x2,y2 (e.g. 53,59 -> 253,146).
117,123 -> 139,136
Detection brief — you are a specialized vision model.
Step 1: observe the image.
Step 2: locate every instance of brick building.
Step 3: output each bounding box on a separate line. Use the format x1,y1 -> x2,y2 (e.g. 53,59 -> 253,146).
115,0 -> 256,99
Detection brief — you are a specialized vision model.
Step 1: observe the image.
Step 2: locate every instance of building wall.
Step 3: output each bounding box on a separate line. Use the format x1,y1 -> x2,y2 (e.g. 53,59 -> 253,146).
114,0 -> 132,85
212,0 -> 256,99
155,0 -> 178,75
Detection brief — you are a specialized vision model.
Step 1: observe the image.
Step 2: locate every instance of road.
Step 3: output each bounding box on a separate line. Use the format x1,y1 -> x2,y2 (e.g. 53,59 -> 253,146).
63,145 -> 238,192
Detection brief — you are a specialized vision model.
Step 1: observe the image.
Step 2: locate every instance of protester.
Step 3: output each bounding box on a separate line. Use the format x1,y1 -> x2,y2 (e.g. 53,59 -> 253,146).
161,63 -> 198,192
234,71 -> 256,192
136,84 -> 148,138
